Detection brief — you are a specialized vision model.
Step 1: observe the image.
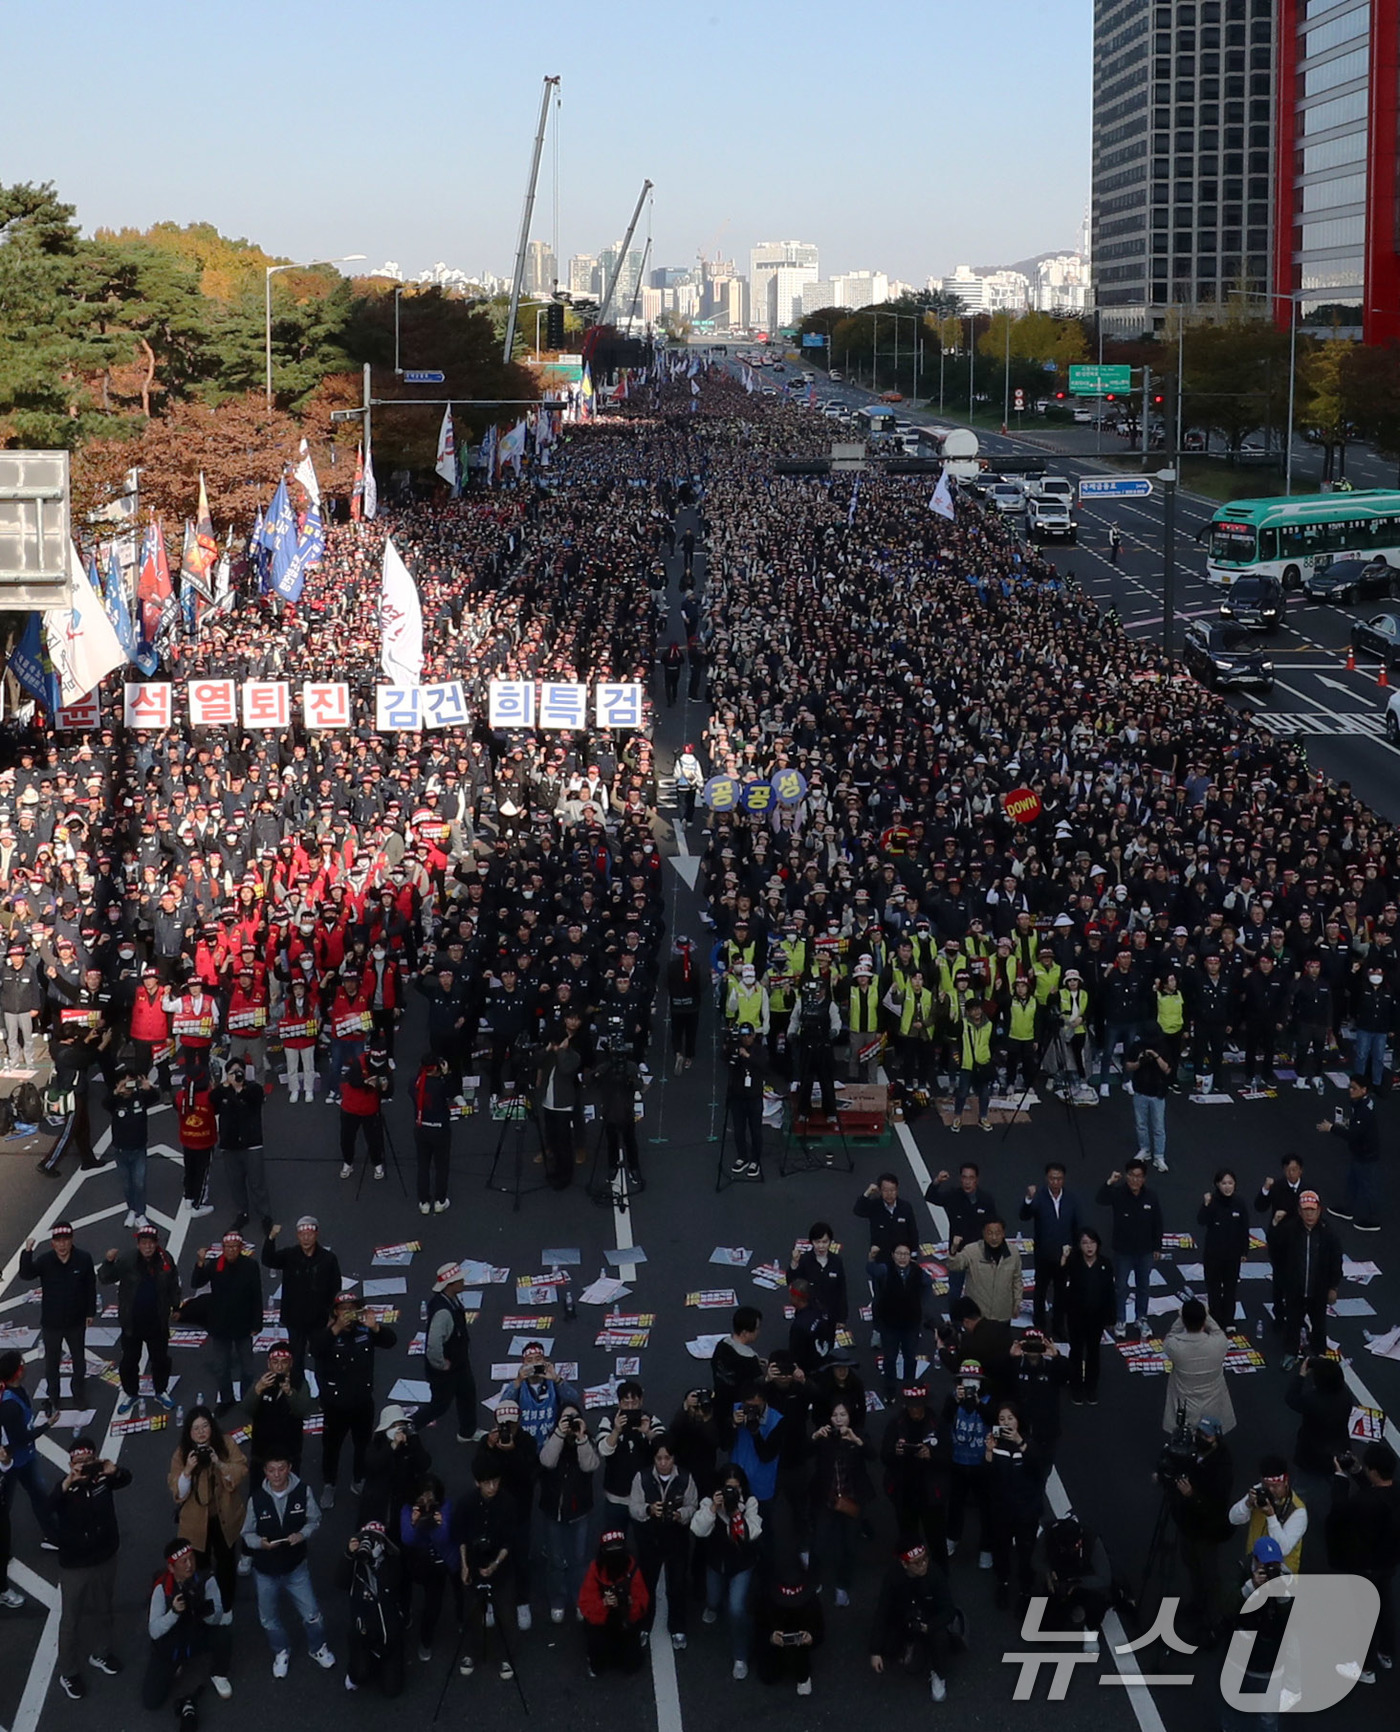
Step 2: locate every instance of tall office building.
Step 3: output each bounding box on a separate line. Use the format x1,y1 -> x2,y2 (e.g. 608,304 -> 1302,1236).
749,240 -> 819,329
567,253 -> 599,297
1092,0 -> 1277,334
524,240 -> 556,296
1273,0 -> 1398,342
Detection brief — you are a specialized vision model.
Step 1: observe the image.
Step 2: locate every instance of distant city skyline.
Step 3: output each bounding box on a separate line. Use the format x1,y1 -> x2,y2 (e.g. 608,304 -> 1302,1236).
1,4 -> 1090,299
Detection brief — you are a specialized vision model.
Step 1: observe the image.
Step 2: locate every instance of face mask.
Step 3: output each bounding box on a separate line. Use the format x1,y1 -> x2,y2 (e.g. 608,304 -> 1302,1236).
1369,974 -> 1383,986
373,948 -> 386,960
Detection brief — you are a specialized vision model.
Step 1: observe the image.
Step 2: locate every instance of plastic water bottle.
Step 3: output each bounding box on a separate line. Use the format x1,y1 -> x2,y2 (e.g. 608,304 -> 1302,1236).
175,1401 -> 185,1430
559,1269 -> 577,1322
1255,1318 -> 1264,1342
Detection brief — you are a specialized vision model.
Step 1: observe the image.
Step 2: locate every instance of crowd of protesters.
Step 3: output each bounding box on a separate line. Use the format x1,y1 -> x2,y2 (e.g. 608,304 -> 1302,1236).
0,363 -> 1396,1719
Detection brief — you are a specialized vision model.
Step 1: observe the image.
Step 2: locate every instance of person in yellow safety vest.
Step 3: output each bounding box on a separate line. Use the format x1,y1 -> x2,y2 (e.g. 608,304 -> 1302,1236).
1009,918 -> 1040,974
719,922 -> 762,980
725,962 -> 770,1036
961,921 -> 993,966
1052,969 -> 1091,1090
883,969 -> 936,1099
767,929 -> 809,1029
884,938 -> 919,1002
1153,971 -> 1186,1089
1032,947 -> 1062,1007
1002,975 -> 1042,1092
935,969 -> 973,1090
847,958 -> 883,1081
952,999 -> 996,1132
935,942 -> 966,1000
910,920 -> 938,976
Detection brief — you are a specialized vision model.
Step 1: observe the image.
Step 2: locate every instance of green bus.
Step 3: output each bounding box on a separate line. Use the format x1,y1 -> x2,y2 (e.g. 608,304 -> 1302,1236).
1205,489 -> 1400,588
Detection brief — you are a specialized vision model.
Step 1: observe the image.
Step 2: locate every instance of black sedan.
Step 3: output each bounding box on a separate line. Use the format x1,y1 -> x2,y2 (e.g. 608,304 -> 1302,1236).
1183,621 -> 1274,693
1301,556 -> 1393,603
1350,607 -> 1400,666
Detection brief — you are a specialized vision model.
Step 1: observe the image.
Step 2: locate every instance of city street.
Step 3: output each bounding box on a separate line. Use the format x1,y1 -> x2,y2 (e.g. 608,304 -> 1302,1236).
0,521 -> 1395,1732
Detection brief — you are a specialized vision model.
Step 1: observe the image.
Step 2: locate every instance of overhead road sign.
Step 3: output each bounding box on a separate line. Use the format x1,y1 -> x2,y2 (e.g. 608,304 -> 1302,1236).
402,370 -> 445,384
1068,364 -> 1131,396
1078,476 -> 1153,500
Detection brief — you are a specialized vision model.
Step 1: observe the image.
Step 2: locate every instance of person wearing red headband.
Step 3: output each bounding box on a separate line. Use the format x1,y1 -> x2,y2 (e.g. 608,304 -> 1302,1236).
141,1537 -> 233,1720
868,1540 -> 958,1702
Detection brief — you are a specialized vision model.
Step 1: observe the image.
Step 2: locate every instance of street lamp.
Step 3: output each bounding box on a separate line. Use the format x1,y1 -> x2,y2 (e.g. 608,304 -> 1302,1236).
1186,289 -> 1303,494
394,286 -> 404,374
265,254 -> 366,409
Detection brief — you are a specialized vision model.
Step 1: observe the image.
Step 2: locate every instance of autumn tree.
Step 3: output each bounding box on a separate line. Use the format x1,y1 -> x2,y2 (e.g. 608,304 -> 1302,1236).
1341,340 -> 1400,485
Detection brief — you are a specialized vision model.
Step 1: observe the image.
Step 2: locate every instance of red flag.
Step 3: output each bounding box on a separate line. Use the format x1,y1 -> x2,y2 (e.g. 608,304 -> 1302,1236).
137,518 -> 175,650
193,474 -> 218,597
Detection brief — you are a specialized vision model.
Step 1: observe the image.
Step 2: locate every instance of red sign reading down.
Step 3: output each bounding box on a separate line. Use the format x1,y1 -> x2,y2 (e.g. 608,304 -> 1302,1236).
1002,787 -> 1042,825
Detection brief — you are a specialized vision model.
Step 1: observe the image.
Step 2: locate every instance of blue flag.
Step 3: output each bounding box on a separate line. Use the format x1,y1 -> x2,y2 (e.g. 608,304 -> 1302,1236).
261,480 -> 300,602
249,507 -> 271,595
181,575 -> 199,638
7,612 -> 60,714
275,500 -> 324,605
103,546 -> 137,662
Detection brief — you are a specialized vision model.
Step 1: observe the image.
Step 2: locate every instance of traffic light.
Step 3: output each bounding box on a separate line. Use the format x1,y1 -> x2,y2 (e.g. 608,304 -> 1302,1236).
1152,393 -> 1164,405
545,301 -> 566,349
1055,390 -> 1065,400
1106,394 -> 1116,402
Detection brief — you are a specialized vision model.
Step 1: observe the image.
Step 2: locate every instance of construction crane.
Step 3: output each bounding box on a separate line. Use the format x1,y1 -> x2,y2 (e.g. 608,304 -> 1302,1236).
596,179 -> 653,330
503,75 -> 560,365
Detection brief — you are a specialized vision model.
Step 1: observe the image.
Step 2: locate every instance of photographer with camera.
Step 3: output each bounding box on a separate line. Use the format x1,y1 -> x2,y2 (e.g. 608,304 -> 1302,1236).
1154,1409 -> 1234,1642
359,1402 -> 429,1533
398,1474 -> 459,1666
536,1015 -> 585,1193
868,1541 -> 958,1703
941,1361 -> 993,1567
1039,1515 -> 1112,1634
310,1292 -> 396,1510
341,1517 -> 405,1696
474,1398 -> 539,1626
1009,1333 -> 1066,1463
453,1461 -> 517,1681
245,1342 -> 314,1483
754,1572 -> 823,1697
579,1528 -> 649,1677
982,1401 -> 1047,1612
1229,1456 -> 1308,1576
599,1379 -> 658,1530
1283,1355 -> 1352,1476
881,1386 -> 951,1559
539,1401 -> 600,1623
336,1039 -> 390,1182
1328,1441 -> 1399,1683
691,1464 -> 761,1678
725,1021 -> 766,1179
142,1539 -> 233,1722
508,1342 -> 580,1444
1219,1537 -> 1298,1728
209,1059 -> 270,1237
99,1068 -> 160,1226
809,1400 -> 875,1608
629,1434 -> 698,1649
48,1436 -> 131,1701
168,1407 -> 249,1612
588,1020 -> 646,1189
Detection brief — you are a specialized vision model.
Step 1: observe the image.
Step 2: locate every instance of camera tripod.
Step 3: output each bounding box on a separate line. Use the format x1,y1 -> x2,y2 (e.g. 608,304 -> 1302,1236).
485,1093 -> 548,1212
1000,1018 -> 1086,1163
781,1049 -> 853,1177
587,1115 -> 646,1213
354,1106 -> 409,1200
714,1092 -> 767,1193
433,1575 -> 528,1721
1133,1486 -> 1182,1632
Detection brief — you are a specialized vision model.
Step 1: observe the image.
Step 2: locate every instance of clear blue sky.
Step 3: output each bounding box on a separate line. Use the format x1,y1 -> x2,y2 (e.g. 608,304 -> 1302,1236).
3,0 -> 1091,285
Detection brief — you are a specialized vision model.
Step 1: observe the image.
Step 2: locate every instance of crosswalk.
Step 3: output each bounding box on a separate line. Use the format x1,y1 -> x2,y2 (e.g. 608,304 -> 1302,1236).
1251,709 -> 1387,737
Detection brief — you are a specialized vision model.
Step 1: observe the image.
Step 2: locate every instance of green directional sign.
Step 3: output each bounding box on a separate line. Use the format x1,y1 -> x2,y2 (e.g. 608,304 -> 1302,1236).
1068,364 -> 1132,396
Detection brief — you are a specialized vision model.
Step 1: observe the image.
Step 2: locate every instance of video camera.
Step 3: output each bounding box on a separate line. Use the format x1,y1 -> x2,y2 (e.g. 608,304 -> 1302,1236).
1156,1403 -> 1197,1483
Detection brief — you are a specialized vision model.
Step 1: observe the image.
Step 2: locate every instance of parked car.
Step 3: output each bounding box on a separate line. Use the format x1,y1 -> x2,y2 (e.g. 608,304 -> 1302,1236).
1350,607 -> 1400,667
1183,621 -> 1275,693
1219,574 -> 1284,631
988,482 -> 1025,515
1072,406 -> 1093,423
1301,556 -> 1394,604
1385,684 -> 1400,743
967,471 -> 1003,501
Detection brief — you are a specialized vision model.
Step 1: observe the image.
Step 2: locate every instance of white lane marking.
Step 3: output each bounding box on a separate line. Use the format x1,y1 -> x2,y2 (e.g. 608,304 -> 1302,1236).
649,1577 -> 684,1732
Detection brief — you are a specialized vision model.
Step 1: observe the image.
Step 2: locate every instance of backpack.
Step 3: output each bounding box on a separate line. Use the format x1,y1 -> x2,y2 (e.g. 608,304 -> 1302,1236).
12,1081 -> 43,1127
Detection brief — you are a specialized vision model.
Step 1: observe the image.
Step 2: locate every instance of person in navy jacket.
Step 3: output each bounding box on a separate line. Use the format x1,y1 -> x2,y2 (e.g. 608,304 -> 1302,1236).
1018,1164 -> 1083,1338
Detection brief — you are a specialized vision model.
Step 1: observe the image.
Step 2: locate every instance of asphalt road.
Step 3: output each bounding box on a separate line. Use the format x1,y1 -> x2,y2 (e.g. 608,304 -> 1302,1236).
0,476 -> 1396,1732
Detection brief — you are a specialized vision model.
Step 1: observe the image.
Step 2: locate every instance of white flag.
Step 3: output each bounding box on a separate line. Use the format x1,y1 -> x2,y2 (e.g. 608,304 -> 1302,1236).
294,438 -> 321,507
434,406 -> 458,493
45,541 -> 126,704
929,469 -> 956,522
379,536 -> 423,687
363,430 -> 379,521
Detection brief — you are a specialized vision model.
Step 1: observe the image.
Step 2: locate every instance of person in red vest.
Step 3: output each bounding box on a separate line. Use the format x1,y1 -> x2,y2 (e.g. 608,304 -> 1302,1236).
360,945 -> 404,1062
129,965 -> 173,1094
278,978 -> 321,1104
162,976 -> 217,1086
176,1068 -> 218,1217
326,965 -> 372,1107
338,1042 -> 390,1182
227,965 -> 270,1081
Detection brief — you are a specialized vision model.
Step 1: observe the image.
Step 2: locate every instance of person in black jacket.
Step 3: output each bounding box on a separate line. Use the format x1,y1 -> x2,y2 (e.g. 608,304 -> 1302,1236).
19,1223 -> 96,1417
1095,1161 -> 1163,1337
880,1387 -> 950,1558
1061,1230 -> 1116,1405
1283,1355 -> 1352,1477
473,1399 -> 540,1623
789,1223 -> 848,1325
48,1436 -> 132,1700
867,1542 -> 957,1702
855,1174 -> 921,1276
1197,1169 -> 1251,1331
341,1518 -> 405,1696
310,1293 -> 397,1509
1159,1415 -> 1234,1642
358,1403 -> 430,1534
982,1402 -> 1048,1610
1018,1164 -> 1081,1337
1317,1073 -> 1382,1231
1275,1192 -> 1343,1369
210,1063 -> 271,1236
926,1163 -> 997,1306
454,1465 -> 519,1679
245,1342 -> 315,1480
871,1245 -> 933,1402
191,1232 -> 262,1414
260,1218 -> 342,1386
1327,1442 -> 1400,1680
1256,1154 -> 1306,1333
100,1226 -> 181,1415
